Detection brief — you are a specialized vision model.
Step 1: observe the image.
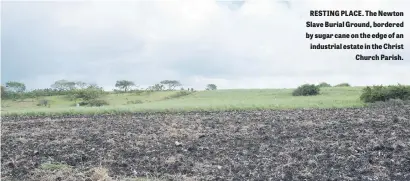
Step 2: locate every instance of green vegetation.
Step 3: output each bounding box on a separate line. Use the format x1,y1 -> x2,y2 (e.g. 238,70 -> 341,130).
72,85 -> 108,106
51,80 -> 76,91
36,99 -> 50,107
318,82 -> 331,87
360,84 -> 410,103
335,83 -> 351,87
292,84 -> 320,96
163,91 -> 192,100
2,79 -> 408,117
2,87 -> 365,116
159,80 -> 182,90
115,80 -> 136,92
5,81 -> 26,92
206,84 -> 217,90
126,100 -> 144,105
81,99 -> 109,107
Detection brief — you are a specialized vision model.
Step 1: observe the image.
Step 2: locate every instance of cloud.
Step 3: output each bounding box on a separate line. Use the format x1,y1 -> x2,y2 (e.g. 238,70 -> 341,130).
1,0 -> 409,90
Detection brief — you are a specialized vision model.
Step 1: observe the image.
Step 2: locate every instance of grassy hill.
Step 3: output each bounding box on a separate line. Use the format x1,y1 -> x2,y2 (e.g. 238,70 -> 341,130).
1,87 -> 365,116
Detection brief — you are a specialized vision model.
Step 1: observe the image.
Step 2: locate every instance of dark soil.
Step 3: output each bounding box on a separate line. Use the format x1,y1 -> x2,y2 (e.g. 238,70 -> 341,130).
2,105 -> 410,181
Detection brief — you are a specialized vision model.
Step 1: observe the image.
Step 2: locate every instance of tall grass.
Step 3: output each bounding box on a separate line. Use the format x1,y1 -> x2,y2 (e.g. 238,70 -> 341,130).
1,87 -> 365,117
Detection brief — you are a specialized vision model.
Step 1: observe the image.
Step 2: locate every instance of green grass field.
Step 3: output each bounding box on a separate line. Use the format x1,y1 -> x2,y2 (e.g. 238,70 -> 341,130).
1,87 -> 366,116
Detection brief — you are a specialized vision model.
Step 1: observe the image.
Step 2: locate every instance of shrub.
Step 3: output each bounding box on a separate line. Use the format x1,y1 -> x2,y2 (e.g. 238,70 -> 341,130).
112,89 -> 125,94
164,91 -> 191,99
36,99 -> 49,107
360,84 -> 410,103
130,89 -> 144,95
74,87 -> 105,101
1,85 -> 6,99
206,84 -> 217,90
292,84 -> 320,96
318,82 -> 331,87
368,99 -> 410,108
80,99 -> 109,107
335,83 -> 351,87
78,102 -> 88,106
126,100 -> 143,104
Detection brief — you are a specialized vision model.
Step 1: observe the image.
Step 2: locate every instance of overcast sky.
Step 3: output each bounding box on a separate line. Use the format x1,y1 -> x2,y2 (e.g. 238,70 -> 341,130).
1,0 -> 409,90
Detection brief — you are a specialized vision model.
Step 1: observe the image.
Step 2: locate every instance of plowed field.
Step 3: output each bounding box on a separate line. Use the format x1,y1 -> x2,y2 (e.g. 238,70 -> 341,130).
2,105 -> 410,180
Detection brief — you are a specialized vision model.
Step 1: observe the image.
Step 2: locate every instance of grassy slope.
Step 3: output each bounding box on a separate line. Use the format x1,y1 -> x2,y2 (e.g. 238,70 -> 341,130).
1,87 -> 365,116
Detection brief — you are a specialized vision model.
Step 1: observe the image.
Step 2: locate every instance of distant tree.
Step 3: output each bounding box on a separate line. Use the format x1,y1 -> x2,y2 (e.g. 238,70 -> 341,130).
318,82 -> 331,87
75,81 -> 88,89
292,84 -> 320,96
1,85 -> 6,99
51,80 -> 76,91
5,81 -> 26,93
147,84 -> 165,91
206,84 -> 217,90
360,84 -> 410,103
74,86 -> 105,101
4,81 -> 26,100
87,83 -> 102,90
115,80 -> 135,92
36,99 -> 49,107
335,83 -> 351,87
160,80 -> 182,90
72,85 -> 108,107
154,84 -> 165,91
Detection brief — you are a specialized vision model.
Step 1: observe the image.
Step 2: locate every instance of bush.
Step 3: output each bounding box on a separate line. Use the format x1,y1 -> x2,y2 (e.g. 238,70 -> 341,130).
318,82 -> 331,87
130,89 -> 144,95
126,100 -> 143,104
206,84 -> 217,90
164,91 -> 191,99
112,89 -> 125,94
368,99 -> 410,108
36,99 -> 49,107
3,88 -> 82,100
292,84 -> 320,96
74,87 -> 105,101
360,84 -> 410,103
78,102 -> 88,106
79,99 -> 109,107
335,83 -> 351,87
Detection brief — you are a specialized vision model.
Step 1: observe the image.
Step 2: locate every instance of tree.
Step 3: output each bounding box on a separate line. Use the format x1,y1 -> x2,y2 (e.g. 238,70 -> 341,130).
87,83 -> 102,90
147,84 -> 164,91
153,84 -> 165,91
115,80 -> 135,92
1,85 -> 6,99
292,84 -> 320,96
74,85 -> 105,101
73,85 -> 108,107
51,80 -> 76,91
5,81 -> 26,92
360,84 -> 410,103
206,84 -> 217,90
160,80 -> 182,90
318,82 -> 331,87
335,83 -> 351,87
75,81 -> 88,89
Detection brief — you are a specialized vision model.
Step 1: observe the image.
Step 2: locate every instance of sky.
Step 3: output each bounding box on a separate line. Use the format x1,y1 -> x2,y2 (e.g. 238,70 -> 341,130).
1,0 -> 409,90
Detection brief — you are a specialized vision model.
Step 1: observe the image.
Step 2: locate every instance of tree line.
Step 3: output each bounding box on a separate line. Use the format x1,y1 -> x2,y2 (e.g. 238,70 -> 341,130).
1,79 -> 218,100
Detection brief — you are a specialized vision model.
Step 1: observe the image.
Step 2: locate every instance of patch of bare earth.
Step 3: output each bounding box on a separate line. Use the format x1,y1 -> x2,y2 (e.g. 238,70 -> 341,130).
1,105 -> 410,180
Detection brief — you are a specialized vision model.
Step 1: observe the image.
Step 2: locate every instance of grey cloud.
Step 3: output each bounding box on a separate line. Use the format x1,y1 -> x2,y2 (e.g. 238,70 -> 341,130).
1,0 -> 409,90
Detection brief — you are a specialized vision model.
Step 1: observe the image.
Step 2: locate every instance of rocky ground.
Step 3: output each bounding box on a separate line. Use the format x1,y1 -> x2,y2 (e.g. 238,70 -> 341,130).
1,103 -> 410,181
